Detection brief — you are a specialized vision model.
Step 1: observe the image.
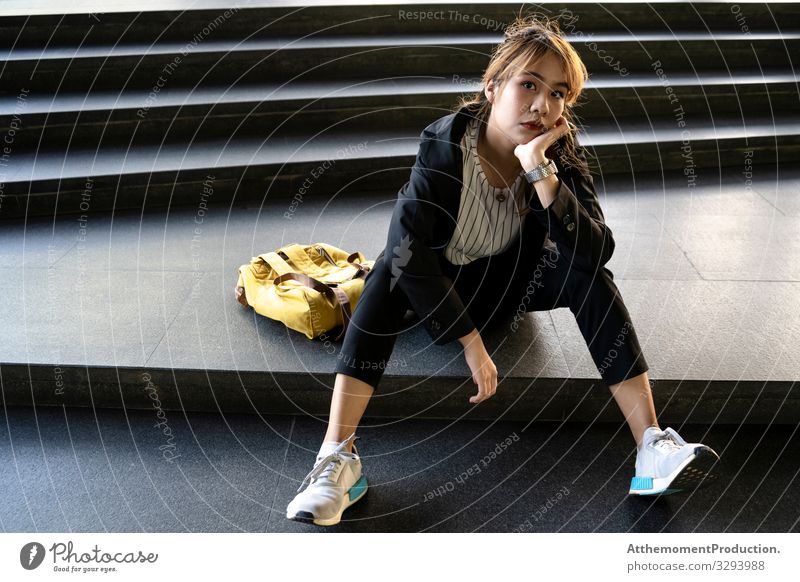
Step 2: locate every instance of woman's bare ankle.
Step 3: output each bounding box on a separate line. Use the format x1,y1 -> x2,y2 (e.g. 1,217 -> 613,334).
322,374 -> 373,455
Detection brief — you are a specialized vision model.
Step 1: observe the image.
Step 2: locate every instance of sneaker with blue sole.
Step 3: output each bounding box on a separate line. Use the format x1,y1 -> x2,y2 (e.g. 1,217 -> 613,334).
629,427 -> 720,496
286,432 -> 368,526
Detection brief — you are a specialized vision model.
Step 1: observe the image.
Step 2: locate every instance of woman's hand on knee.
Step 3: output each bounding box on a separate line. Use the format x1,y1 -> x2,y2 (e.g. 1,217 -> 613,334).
463,337 -> 498,404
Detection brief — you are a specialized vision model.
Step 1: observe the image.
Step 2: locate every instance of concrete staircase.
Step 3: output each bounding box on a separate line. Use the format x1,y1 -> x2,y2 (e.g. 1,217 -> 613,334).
1,1 -> 798,426
1,2 -> 798,216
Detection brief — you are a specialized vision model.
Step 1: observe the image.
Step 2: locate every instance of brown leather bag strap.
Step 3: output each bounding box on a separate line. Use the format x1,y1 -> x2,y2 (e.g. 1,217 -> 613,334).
315,245 -> 338,266
313,246 -> 370,280
273,272 -> 352,341
274,272 -> 332,296
346,252 -> 371,278
330,287 -> 352,341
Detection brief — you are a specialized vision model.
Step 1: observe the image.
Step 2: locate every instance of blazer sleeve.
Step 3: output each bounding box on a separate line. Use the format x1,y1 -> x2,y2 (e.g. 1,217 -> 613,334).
526,143 -> 615,272
384,133 -> 476,346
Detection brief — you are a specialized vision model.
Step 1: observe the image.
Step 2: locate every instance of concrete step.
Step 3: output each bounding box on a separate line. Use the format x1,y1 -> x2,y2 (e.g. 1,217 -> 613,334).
2,405 -> 797,532
1,112 -> 798,217
2,2 -> 797,46
2,31 -> 798,93
1,165 -> 798,424
1,72 -> 796,152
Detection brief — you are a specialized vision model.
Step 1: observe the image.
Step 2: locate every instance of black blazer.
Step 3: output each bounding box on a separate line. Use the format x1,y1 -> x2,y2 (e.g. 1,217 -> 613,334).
380,104 -> 615,346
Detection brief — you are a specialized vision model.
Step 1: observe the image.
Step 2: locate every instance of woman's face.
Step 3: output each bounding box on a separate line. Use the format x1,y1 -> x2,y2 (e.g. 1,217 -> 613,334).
485,51 -> 569,146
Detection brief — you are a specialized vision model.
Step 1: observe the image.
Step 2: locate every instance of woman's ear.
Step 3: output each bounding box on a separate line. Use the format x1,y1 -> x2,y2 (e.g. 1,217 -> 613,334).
484,79 -> 496,104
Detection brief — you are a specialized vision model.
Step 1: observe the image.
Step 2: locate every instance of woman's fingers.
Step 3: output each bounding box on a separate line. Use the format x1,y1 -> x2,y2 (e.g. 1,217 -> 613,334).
544,117 -> 571,145
471,382 -> 483,403
464,345 -> 498,404
470,368 -> 498,404
470,376 -> 486,403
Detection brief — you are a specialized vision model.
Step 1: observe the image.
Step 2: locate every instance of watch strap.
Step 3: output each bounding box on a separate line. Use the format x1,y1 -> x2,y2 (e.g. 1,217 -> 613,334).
524,159 -> 558,183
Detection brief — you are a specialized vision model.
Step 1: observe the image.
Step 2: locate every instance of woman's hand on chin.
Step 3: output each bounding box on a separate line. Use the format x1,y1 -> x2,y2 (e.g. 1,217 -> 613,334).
514,115 -> 572,171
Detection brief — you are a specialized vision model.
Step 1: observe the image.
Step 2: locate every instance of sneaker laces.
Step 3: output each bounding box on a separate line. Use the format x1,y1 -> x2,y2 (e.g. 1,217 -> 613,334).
296,432 -> 358,493
651,427 -> 688,453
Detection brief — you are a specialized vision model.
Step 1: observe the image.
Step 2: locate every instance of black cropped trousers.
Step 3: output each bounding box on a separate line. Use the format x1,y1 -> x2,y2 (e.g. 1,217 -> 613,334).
333,241 -> 649,390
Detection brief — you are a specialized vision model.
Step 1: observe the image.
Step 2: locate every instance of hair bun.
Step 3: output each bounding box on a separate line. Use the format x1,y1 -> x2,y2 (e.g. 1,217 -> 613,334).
503,15 -> 562,39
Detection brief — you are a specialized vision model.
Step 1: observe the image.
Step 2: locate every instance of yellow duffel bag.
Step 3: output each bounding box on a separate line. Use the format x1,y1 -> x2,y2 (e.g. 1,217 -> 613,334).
235,242 -> 374,341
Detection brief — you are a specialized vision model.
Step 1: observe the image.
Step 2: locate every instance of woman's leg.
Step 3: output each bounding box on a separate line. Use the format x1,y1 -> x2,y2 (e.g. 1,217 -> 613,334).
492,245 -> 719,494
559,266 -> 653,444
323,374 -> 374,453
609,371 -> 658,448
325,251 -> 497,453
326,252 -> 413,449
287,254 -> 415,523
499,245 -> 652,442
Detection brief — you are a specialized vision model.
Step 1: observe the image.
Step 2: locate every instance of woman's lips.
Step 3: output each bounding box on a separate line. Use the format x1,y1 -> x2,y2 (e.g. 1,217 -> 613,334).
521,122 -> 543,132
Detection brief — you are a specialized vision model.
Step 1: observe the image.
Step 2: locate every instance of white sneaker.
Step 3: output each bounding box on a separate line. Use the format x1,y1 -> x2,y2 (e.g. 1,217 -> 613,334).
286,432 -> 368,526
629,426 -> 720,495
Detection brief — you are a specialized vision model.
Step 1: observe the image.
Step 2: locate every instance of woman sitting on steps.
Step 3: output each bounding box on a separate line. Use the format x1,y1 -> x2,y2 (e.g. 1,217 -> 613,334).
287,15 -> 720,527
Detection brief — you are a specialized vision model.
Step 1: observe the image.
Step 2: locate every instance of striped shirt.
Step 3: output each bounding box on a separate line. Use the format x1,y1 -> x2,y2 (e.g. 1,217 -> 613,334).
444,114 -> 530,265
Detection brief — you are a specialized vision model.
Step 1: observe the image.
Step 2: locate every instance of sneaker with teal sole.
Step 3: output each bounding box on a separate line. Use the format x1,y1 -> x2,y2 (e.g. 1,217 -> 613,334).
286,432 -> 368,526
629,427 -> 720,496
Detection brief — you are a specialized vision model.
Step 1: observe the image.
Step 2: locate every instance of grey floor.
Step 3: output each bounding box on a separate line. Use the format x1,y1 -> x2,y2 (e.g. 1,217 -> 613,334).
1,405 -> 798,533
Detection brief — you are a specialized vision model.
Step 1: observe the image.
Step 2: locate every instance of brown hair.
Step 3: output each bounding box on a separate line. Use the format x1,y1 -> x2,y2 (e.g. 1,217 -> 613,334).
455,14 -> 589,170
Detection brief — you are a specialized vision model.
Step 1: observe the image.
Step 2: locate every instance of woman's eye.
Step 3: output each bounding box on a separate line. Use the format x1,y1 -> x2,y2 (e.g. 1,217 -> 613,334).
552,90 -> 565,99
522,81 -> 536,90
